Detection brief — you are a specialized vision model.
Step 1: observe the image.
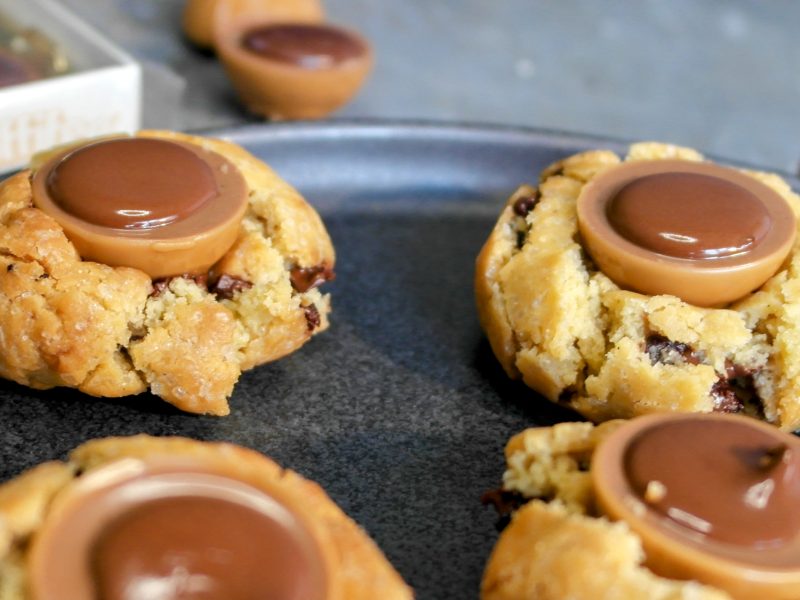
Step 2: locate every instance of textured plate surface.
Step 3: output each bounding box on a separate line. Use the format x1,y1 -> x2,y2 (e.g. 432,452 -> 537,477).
2,121 -> 792,599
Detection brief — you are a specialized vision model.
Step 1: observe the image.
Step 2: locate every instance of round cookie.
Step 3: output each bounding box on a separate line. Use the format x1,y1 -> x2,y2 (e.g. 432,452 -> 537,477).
475,142 -> 800,430
481,416 -> 800,600
0,130 -> 335,415
0,435 -> 412,599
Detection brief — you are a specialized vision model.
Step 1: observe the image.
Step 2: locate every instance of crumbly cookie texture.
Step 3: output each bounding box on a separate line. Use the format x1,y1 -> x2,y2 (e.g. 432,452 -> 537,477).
475,142 -> 800,430
0,130 -> 335,415
0,435 -> 413,600
481,422 -> 731,600
482,500 -> 730,600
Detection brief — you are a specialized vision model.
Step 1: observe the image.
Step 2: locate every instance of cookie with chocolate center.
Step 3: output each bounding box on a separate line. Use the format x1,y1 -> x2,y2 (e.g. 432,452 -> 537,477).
475,142 -> 800,430
0,130 -> 335,415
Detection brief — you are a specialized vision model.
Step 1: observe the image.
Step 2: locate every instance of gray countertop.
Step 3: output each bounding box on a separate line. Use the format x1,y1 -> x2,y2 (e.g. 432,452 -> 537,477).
61,0 -> 800,173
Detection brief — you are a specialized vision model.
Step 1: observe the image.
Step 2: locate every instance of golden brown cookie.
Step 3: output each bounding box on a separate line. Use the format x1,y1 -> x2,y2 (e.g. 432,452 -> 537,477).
0,435 -> 413,600
0,130 -> 335,415
482,416 -> 800,600
475,142 -> 800,430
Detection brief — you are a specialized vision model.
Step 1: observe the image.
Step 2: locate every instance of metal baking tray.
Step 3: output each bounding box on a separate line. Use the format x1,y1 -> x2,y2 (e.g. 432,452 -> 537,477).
2,121 -> 795,598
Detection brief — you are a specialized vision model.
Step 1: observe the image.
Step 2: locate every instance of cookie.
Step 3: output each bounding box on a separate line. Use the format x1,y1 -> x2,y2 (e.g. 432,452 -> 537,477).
482,415 -> 800,599
0,130 -> 334,415
475,142 -> 800,430
0,435 -> 412,600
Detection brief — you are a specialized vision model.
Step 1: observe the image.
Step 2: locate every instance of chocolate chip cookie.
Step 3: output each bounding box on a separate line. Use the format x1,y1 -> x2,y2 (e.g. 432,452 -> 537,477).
475,142 -> 800,430
0,130 -> 334,415
0,435 -> 412,599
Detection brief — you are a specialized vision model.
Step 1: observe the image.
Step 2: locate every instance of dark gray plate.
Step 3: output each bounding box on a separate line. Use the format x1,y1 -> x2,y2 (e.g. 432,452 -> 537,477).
2,121 -> 788,599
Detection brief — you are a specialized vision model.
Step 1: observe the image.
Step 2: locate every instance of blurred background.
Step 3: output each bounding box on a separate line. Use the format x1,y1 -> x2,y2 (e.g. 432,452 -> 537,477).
59,0 -> 800,173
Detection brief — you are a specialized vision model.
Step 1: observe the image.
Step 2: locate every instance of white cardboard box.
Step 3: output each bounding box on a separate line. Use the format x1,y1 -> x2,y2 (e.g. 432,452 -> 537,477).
0,0 -> 141,171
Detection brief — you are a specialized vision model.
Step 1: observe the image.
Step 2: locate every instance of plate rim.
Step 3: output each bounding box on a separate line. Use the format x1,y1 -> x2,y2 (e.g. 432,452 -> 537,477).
195,117 -> 800,184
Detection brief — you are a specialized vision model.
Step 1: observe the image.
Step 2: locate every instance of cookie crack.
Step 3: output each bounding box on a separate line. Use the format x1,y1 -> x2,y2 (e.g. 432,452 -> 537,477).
495,246 -> 524,368
0,249 -> 47,274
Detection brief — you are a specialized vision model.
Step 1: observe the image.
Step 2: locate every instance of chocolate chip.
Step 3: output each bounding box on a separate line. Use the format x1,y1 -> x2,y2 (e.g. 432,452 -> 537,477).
5,264 -> 13,272
512,191 -> 540,217
150,278 -> 169,297
210,274 -> 253,300
724,359 -> 755,380
712,366 -> 761,416
38,272 -> 49,279
645,334 -> 701,366
481,488 -> 528,531
290,264 -> 334,293
711,378 -> 745,413
304,304 -> 321,331
516,230 -> 526,250
150,273 -> 209,297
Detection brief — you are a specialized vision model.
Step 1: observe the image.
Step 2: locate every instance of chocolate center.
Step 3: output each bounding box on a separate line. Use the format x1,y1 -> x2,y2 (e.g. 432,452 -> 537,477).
576,159 -> 798,306
607,172 -> 771,260
28,462 -> 329,600
624,419 -> 800,547
92,495 -> 320,600
46,138 -> 219,230
241,24 -> 365,69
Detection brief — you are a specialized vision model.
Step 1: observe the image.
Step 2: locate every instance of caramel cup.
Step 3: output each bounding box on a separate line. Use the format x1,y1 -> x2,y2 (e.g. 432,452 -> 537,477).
214,5 -> 373,120
592,413 -> 800,600
182,0 -> 219,48
182,0 -> 325,50
32,136 -> 248,279
577,160 -> 797,307
28,457 -> 333,600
